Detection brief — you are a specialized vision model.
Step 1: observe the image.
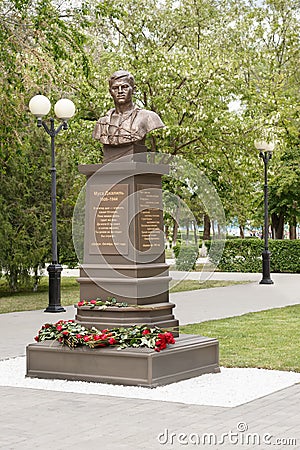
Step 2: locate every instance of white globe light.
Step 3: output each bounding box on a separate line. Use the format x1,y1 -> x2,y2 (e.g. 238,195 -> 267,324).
254,140 -> 275,152
54,99 -> 75,120
29,95 -> 51,118
264,142 -> 275,152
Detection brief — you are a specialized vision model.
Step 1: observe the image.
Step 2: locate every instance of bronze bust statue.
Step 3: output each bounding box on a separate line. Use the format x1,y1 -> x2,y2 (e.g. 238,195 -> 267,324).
93,70 -> 164,161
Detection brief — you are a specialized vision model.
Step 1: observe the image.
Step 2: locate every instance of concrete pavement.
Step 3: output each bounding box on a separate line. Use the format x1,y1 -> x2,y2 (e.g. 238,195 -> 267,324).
0,271 -> 299,449
171,272 -> 300,324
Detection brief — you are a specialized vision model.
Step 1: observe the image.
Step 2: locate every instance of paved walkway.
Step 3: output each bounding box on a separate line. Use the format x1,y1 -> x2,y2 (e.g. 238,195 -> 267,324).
0,272 -> 299,449
171,272 -> 300,324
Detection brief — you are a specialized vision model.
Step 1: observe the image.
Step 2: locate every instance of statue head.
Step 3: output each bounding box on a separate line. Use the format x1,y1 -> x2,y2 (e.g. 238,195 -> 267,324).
108,70 -> 136,109
108,70 -> 135,88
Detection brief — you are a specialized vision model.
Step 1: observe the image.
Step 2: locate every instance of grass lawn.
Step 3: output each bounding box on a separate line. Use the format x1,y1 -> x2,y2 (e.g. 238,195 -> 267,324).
170,279 -> 249,293
0,277 -> 78,314
181,304 -> 300,373
0,277 -> 247,314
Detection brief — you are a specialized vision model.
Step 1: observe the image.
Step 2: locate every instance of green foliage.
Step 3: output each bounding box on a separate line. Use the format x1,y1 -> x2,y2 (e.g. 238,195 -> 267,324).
175,245 -> 199,271
269,140 -> 300,228
173,243 -> 181,259
270,240 -> 300,273
1,0 -> 300,290
208,238 -> 300,273
0,0 -> 94,289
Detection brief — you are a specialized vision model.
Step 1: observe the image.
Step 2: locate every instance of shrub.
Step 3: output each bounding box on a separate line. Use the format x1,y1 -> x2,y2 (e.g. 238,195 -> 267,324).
172,243 -> 181,258
207,238 -> 300,273
175,245 -> 199,271
270,240 -> 300,273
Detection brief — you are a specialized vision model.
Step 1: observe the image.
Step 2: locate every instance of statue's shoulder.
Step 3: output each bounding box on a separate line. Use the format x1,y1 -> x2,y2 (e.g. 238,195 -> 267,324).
135,108 -> 164,131
97,108 -> 115,124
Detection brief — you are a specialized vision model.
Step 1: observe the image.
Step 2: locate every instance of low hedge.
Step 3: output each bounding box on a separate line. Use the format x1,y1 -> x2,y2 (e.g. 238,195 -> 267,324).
174,245 -> 199,271
207,238 -> 300,273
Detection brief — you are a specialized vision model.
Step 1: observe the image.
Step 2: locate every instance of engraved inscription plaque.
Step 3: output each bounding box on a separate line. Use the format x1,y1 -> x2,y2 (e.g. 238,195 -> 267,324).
137,184 -> 163,253
89,184 -> 128,255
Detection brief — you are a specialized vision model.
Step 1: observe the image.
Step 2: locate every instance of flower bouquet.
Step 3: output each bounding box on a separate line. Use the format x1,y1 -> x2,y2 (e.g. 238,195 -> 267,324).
77,297 -> 128,309
35,320 -> 176,352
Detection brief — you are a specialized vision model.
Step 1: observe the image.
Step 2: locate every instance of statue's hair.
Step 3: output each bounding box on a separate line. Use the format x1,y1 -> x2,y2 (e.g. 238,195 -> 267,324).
109,70 -> 135,88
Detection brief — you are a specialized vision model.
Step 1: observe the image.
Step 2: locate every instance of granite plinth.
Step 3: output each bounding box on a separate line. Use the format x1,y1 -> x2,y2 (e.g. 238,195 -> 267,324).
75,303 -> 179,335
26,334 -> 219,388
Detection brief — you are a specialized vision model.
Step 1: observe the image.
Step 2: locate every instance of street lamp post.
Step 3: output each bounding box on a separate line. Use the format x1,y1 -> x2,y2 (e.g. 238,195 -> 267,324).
254,140 -> 275,285
29,95 -> 76,312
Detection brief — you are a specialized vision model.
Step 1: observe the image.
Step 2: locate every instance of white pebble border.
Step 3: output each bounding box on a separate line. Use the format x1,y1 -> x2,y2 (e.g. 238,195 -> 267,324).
0,357 -> 299,407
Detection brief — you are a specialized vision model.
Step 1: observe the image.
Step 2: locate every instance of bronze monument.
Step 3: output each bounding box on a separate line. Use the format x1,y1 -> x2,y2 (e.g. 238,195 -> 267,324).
26,71 -> 219,387
93,70 -> 164,146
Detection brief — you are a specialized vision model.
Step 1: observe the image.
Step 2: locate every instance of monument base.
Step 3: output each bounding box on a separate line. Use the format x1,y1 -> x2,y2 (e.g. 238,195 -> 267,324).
75,303 -> 179,335
26,334 -> 219,388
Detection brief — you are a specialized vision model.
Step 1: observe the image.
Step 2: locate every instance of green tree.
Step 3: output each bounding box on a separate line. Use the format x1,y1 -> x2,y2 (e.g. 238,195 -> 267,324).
0,0 -> 93,288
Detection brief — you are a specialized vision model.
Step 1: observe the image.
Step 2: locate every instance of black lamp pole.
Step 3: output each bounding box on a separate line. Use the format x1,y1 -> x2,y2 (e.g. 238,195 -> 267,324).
38,117 -> 67,312
259,150 -> 274,285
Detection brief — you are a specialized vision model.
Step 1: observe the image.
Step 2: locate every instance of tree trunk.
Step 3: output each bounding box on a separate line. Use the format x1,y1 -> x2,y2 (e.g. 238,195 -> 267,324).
203,214 -> 211,240
217,224 -> 222,239
33,266 -> 39,292
239,225 -> 245,239
289,217 -> 297,240
271,226 -> 275,239
271,212 -> 284,239
186,220 -> 190,244
172,203 -> 180,245
211,219 -> 216,237
172,219 -> 178,245
192,220 -> 198,245
8,270 -> 18,292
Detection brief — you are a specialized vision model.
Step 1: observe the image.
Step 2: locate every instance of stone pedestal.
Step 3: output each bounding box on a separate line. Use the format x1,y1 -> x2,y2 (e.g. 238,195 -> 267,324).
75,153 -> 179,331
26,335 -> 220,388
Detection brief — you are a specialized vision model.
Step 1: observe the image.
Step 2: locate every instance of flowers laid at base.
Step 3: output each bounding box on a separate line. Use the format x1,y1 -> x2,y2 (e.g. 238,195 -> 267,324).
34,320 -> 176,352
77,297 -> 128,309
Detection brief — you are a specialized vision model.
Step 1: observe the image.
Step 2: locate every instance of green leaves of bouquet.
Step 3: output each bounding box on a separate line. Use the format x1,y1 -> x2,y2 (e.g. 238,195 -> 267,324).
77,297 -> 128,309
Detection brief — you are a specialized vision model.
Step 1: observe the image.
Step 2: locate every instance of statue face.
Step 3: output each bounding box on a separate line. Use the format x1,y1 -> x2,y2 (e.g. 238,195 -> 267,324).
109,78 -> 134,106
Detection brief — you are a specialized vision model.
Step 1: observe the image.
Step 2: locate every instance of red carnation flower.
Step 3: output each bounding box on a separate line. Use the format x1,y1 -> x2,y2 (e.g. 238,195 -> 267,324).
142,329 -> 150,335
62,331 -> 69,336
76,334 -> 82,339
90,300 -> 97,305
93,334 -> 101,341
34,336 -> 39,342
109,337 -> 116,345
77,301 -> 84,307
83,336 -> 90,342
56,325 -> 63,332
